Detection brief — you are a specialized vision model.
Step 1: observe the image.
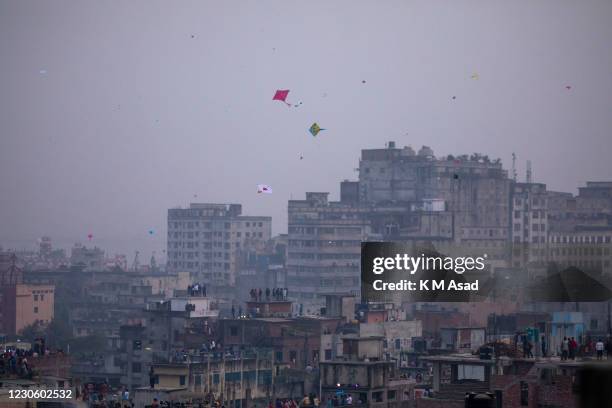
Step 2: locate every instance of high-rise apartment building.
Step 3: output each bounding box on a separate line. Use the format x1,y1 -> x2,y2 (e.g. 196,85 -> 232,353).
286,143 -> 513,310
167,203 -> 271,286
357,142 -> 511,241
510,183 -> 549,267
286,193 -> 375,312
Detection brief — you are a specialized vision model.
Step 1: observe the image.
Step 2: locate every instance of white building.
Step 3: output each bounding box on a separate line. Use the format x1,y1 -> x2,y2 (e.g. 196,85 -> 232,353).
167,203 -> 271,286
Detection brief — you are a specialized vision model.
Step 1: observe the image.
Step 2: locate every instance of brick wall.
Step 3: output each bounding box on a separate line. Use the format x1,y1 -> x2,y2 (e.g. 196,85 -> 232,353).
491,373 -> 579,408
537,376 -> 578,408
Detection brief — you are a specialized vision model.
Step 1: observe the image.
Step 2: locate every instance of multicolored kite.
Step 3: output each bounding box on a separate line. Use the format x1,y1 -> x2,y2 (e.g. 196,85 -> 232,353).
257,184 -> 273,194
272,90 -> 291,106
309,123 -> 326,137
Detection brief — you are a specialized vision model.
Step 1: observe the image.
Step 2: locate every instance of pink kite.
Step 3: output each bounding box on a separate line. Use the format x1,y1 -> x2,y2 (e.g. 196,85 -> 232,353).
273,89 -> 291,106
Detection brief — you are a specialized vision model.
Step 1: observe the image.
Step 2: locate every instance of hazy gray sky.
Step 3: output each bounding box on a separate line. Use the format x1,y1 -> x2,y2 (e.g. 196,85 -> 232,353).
1,1 -> 612,258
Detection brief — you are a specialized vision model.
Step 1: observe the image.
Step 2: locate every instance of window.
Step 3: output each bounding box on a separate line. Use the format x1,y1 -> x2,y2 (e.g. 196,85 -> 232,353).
520,381 -> 528,406
275,351 -> 283,362
132,362 -> 142,373
195,375 -> 202,386
258,222 -> 263,227
230,326 -> 238,336
34,295 -> 38,301
40,294 -> 44,301
179,375 -> 186,386
387,390 -> 396,400
289,350 -> 297,361
34,307 -> 38,313
395,339 -> 401,350
133,340 -> 142,351
325,349 -> 332,360
372,391 -> 383,402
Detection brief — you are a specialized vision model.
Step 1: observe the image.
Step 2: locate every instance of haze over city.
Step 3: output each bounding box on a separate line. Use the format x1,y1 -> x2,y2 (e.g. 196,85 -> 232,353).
2,0 -> 612,257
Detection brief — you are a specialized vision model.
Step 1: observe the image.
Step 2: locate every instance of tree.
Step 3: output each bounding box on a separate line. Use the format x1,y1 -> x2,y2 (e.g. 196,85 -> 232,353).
45,318 -> 74,351
19,321 -> 44,342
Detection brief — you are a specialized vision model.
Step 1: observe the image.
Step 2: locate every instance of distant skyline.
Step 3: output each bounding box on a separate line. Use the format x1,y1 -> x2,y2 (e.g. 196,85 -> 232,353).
1,1 -> 612,257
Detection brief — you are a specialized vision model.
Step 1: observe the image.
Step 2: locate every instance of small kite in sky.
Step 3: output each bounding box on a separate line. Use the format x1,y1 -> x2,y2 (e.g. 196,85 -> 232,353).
39,70 -> 47,75
273,90 -> 291,106
257,184 -> 273,194
452,96 -> 456,100
471,73 -> 479,80
148,229 -> 155,235
87,233 -> 93,241
309,123 -> 326,137
566,85 -> 572,90
362,80 -> 366,84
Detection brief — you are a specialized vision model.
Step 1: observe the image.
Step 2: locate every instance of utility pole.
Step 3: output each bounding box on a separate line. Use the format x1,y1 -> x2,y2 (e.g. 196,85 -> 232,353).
132,251 -> 140,272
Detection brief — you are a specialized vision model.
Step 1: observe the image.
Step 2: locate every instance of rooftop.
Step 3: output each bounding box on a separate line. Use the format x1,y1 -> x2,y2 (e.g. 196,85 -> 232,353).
420,354 -> 496,366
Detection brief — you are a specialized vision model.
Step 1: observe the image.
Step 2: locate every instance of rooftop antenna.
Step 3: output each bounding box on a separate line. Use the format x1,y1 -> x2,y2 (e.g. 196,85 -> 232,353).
132,250 -> 140,272
526,160 -> 532,183
511,153 -> 517,182
150,251 -> 157,271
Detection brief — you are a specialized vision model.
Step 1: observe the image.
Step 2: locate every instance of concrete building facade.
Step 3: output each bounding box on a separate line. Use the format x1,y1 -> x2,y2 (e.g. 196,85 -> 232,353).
511,183 -> 549,268
286,193 -> 374,311
167,203 -> 271,286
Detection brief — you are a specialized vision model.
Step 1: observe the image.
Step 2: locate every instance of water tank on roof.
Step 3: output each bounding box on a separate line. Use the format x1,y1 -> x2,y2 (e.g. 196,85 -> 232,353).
388,141 -> 396,148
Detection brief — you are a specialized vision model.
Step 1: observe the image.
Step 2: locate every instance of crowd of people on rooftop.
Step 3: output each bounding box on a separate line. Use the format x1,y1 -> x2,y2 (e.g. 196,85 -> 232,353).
0,338 -> 50,379
188,283 -> 207,297
249,287 -> 288,302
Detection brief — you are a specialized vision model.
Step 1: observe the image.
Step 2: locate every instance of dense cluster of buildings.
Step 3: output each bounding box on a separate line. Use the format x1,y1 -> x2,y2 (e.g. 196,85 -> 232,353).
1,142 -> 612,407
